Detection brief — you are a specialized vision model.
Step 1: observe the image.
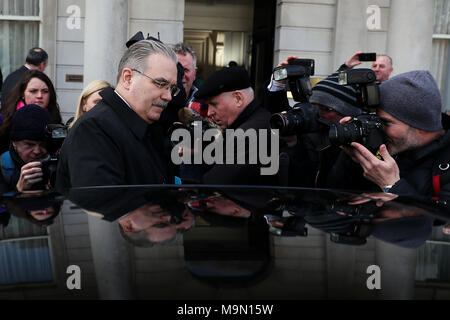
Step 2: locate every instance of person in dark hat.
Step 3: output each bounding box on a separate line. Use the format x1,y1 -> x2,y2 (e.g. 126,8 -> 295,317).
328,70 -> 450,202
263,56 -> 362,187
193,66 -> 277,185
0,104 -> 51,193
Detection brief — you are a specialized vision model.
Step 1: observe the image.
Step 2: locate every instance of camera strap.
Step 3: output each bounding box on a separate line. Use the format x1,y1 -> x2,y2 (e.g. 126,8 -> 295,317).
432,147 -> 450,200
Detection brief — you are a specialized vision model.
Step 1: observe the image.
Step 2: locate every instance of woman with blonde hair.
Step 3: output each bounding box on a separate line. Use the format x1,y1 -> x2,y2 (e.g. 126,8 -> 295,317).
68,80 -> 112,128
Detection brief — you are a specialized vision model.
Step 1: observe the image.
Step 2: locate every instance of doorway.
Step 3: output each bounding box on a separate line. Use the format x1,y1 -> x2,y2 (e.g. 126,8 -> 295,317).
183,0 -> 276,99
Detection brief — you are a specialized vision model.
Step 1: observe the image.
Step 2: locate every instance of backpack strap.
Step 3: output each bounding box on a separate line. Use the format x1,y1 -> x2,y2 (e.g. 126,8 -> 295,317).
1,151 -> 15,186
432,148 -> 450,200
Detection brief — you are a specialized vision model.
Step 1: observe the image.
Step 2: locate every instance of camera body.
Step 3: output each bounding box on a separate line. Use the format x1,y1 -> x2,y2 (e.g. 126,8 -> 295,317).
270,59 -> 324,136
31,124 -> 68,190
328,69 -> 384,153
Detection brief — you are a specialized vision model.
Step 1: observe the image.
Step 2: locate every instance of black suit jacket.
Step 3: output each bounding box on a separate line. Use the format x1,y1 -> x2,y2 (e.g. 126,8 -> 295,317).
1,66 -> 29,107
56,87 -> 174,194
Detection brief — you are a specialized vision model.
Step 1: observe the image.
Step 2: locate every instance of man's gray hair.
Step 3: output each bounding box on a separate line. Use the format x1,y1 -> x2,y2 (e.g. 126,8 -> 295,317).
172,43 -> 197,69
117,40 -> 178,82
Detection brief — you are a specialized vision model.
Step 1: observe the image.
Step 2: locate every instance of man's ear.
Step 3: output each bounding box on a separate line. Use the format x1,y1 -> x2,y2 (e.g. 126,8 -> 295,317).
121,68 -> 133,89
12,142 -> 17,150
232,91 -> 244,108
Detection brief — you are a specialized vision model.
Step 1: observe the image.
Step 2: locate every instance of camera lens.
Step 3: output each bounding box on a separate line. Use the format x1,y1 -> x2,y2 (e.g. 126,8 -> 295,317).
270,112 -> 301,136
270,113 -> 287,131
329,122 -> 362,146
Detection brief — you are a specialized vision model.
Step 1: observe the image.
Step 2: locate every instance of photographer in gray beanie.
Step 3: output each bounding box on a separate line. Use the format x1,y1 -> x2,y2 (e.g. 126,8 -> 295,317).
326,70 -> 450,247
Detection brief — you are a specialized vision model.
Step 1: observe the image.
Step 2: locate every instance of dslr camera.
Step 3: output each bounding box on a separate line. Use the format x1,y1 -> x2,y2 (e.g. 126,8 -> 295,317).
328,69 -> 384,153
269,59 -> 323,136
32,124 -> 68,190
270,59 -> 384,153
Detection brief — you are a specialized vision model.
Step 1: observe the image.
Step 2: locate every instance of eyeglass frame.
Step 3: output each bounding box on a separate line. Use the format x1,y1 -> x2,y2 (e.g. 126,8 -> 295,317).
131,68 -> 180,97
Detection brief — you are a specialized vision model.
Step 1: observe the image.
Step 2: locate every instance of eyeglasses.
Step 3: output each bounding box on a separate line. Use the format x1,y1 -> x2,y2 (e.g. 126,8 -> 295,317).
132,69 -> 180,97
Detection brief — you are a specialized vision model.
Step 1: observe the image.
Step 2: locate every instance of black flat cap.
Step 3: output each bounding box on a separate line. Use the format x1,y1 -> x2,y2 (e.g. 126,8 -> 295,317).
195,66 -> 251,100
126,31 -> 162,48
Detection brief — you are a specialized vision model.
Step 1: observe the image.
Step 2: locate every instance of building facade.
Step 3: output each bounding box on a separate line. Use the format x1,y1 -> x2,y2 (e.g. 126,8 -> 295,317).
0,0 -> 449,299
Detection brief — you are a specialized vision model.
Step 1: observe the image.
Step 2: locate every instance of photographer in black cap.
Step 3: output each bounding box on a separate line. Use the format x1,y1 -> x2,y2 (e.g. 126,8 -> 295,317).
0,104 -> 51,193
194,66 -> 277,185
264,56 -> 362,187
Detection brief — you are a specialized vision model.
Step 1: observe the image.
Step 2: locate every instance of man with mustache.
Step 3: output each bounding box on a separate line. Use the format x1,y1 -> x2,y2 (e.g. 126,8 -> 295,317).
56,40 -> 179,192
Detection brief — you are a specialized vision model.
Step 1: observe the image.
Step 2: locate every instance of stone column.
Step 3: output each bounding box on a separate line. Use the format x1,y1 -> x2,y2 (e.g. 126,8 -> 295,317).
88,216 -> 134,299
84,0 -> 132,299
83,0 -> 129,86
386,0 -> 435,74
326,239 -> 356,299
333,0 -> 369,69
375,240 -> 417,299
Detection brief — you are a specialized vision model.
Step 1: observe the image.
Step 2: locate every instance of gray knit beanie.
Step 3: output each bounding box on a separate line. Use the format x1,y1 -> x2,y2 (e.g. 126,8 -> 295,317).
310,72 -> 362,117
380,70 -> 443,132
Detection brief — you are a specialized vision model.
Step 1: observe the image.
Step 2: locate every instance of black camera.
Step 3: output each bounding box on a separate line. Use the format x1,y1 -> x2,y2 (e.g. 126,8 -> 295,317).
31,124 -> 68,190
328,69 -> 384,153
270,59 -> 324,136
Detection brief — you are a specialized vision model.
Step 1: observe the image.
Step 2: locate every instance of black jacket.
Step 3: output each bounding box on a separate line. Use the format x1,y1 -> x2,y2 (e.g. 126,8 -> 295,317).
201,99 -> 278,186
1,66 -> 28,108
56,87 -> 174,194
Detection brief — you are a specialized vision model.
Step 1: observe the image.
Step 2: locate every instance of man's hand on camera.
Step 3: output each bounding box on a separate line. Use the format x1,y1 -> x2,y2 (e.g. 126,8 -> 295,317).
345,51 -> 364,68
338,117 -> 400,190
341,143 -> 400,190
16,161 -> 43,192
273,56 -> 300,85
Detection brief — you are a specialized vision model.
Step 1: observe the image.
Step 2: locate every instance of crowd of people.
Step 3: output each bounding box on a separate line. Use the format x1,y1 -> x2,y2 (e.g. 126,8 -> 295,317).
0,35 -> 449,244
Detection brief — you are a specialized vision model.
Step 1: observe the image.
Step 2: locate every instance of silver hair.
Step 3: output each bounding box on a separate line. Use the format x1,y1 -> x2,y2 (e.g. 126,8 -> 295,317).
117,40 -> 178,83
172,42 -> 197,69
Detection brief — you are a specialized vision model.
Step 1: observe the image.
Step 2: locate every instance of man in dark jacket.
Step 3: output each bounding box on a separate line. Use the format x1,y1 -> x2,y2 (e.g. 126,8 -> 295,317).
1,47 -> 48,107
327,70 -> 450,201
56,40 -> 179,193
192,67 -> 278,185
0,105 -> 51,193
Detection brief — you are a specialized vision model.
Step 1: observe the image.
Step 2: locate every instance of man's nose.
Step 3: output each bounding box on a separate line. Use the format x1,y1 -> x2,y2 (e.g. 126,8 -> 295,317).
162,88 -> 172,101
32,145 -> 45,154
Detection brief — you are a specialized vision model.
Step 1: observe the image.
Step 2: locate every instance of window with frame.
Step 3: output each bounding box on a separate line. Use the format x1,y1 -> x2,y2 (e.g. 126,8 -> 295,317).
0,0 -> 41,77
0,205 -> 53,286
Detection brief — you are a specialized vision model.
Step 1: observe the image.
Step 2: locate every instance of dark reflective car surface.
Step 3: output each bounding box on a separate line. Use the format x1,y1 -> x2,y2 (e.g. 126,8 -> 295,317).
1,186 -> 449,300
